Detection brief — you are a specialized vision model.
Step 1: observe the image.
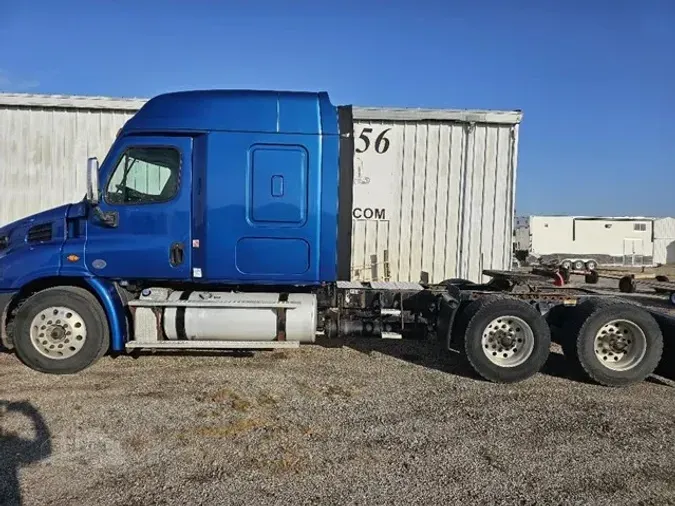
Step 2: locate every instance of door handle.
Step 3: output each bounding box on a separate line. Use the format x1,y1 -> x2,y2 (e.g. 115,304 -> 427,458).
170,242 -> 184,266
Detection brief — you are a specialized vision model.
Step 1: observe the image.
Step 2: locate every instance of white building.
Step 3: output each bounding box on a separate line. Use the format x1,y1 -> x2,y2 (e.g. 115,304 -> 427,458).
514,215 -> 660,268
0,92 -> 522,283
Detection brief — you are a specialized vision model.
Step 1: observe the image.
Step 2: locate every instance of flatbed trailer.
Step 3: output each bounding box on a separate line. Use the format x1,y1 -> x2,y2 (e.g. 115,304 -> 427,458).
520,265 -> 675,305
606,273 -> 675,305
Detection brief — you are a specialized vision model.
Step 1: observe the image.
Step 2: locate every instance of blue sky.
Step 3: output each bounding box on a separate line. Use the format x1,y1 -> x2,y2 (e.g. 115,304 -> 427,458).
1,0 -> 673,217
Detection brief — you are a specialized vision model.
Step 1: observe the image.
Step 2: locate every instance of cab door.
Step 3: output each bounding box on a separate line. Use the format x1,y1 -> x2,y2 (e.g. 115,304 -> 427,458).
85,136 -> 193,280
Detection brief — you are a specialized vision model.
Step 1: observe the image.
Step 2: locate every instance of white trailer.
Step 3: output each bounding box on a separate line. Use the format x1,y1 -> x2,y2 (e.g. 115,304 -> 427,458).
653,218 -> 675,265
514,215 -> 657,269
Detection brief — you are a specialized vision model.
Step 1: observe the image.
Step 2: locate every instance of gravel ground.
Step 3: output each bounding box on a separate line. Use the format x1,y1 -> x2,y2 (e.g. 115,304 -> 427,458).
1,336 -> 674,506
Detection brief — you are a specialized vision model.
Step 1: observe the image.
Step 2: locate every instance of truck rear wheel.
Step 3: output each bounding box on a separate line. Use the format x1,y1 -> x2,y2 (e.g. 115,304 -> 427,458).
13,287 -> 110,374
456,297 -> 551,383
561,300 -> 663,386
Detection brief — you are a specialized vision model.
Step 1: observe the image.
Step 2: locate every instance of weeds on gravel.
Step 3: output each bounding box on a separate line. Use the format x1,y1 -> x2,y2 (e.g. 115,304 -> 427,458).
322,384 -> 357,398
256,392 -> 279,407
206,387 -> 237,404
124,433 -> 149,452
248,449 -> 307,474
204,387 -> 252,412
200,387 -> 281,413
135,390 -> 170,400
193,417 -> 266,438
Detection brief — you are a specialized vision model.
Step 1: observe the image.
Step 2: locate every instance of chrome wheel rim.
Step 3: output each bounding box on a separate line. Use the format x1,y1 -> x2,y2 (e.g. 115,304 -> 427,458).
593,319 -> 647,371
481,316 -> 535,367
30,306 -> 87,360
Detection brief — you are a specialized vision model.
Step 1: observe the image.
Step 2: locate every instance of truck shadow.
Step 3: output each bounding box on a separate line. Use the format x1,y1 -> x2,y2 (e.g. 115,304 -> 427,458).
120,350 -> 255,360
648,311 -> 675,383
320,337 -> 483,381
538,350 -> 594,384
321,335 -> 675,387
0,401 -> 52,506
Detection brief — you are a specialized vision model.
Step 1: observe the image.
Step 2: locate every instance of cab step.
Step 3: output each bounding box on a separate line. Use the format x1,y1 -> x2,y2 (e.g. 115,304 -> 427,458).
380,308 -> 402,316
125,340 -> 300,350
381,332 -> 403,339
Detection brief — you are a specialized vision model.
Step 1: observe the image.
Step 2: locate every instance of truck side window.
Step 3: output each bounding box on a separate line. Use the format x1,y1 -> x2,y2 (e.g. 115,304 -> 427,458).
105,147 -> 180,205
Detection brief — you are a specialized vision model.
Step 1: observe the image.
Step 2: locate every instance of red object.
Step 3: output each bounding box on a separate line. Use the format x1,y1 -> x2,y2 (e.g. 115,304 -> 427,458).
553,272 -> 565,286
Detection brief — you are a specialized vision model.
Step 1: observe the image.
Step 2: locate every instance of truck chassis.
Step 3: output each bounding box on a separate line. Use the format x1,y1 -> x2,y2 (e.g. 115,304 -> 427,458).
1,271 -> 665,388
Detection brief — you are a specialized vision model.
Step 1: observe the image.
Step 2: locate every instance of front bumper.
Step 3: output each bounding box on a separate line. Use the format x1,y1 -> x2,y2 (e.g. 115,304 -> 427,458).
0,291 -> 18,350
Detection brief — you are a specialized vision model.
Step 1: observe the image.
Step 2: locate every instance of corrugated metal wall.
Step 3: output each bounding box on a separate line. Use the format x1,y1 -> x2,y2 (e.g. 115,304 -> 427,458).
0,93 -> 521,283
350,115 -> 518,283
0,96 -> 138,224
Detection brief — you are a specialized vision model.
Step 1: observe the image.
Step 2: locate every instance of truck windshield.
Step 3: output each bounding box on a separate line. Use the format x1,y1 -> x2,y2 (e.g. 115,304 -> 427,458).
105,147 -> 180,205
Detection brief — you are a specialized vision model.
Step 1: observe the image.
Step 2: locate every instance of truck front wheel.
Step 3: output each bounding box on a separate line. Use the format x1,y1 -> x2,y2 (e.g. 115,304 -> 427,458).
456,297 -> 551,383
12,286 -> 110,374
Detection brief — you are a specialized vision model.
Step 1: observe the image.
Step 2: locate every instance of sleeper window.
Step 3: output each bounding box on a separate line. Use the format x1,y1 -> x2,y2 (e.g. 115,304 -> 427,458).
105,147 -> 180,204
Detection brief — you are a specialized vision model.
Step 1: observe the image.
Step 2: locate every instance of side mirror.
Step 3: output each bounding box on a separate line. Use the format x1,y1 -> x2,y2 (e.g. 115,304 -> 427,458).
86,157 -> 100,205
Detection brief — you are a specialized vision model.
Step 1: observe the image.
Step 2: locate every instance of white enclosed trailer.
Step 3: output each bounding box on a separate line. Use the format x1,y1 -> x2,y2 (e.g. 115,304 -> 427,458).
0,93 -> 522,282
653,217 -> 675,265
515,215 -> 656,268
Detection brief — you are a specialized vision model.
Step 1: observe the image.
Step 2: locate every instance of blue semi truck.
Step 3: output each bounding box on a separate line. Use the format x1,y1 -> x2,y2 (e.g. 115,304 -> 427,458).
0,90 -> 664,386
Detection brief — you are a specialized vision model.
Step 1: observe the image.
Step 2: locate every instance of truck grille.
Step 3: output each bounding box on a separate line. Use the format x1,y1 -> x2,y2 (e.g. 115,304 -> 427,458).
27,223 -> 53,243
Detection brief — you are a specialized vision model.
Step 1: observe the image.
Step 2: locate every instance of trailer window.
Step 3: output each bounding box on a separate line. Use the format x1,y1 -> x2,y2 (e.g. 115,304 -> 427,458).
105,147 -> 180,205
634,223 -> 647,232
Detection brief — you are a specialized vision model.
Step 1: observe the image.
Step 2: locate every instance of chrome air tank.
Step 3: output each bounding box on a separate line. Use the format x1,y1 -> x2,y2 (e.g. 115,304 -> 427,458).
162,291 -> 317,343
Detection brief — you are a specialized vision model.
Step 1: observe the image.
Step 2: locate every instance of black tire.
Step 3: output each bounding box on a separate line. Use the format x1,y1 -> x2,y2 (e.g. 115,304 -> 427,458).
560,299 -> 663,387
618,275 -> 636,293
585,260 -> 598,271
573,260 -> 585,271
560,260 -> 572,270
454,297 -> 551,383
584,270 -> 600,284
13,286 -> 110,374
654,276 -> 671,295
